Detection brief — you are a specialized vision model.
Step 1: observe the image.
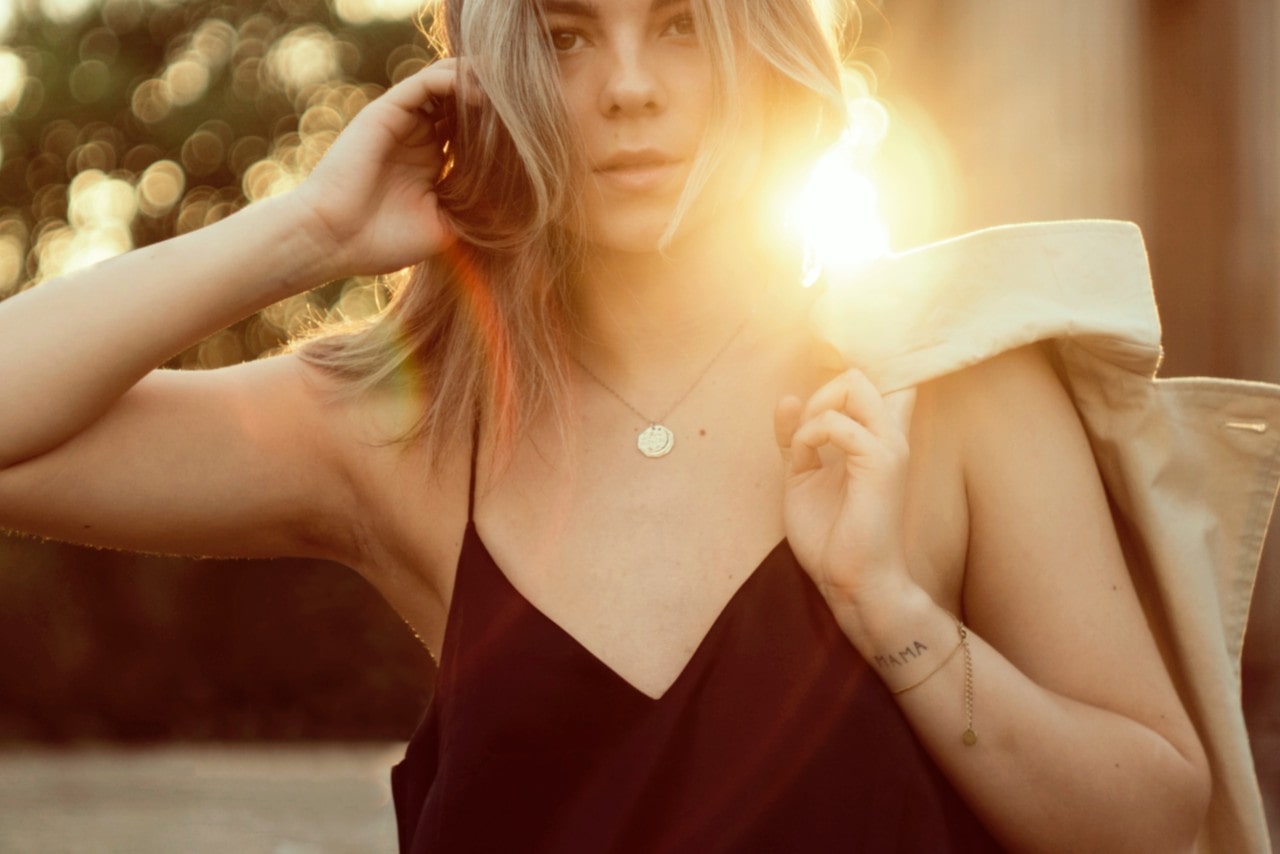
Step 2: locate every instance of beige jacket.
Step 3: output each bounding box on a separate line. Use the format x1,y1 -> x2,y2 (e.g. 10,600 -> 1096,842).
810,220 -> 1277,853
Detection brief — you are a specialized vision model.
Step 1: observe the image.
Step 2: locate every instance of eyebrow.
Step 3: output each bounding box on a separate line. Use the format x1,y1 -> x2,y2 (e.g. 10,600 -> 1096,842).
540,0 -> 688,18
540,0 -> 597,15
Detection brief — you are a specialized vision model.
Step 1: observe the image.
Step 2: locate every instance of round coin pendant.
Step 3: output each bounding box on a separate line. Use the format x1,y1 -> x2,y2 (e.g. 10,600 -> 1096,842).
962,729 -> 977,747
637,424 -> 674,458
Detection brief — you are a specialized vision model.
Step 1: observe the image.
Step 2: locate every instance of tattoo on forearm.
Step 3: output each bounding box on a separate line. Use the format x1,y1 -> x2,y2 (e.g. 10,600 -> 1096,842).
873,641 -> 929,670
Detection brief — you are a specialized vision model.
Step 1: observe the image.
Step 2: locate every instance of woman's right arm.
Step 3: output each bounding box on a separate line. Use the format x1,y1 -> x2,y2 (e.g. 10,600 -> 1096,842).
0,193 -> 337,471
0,62 -> 459,563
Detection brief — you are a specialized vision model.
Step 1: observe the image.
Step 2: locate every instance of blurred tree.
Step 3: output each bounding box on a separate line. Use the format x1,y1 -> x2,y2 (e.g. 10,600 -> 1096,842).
0,0 -> 437,741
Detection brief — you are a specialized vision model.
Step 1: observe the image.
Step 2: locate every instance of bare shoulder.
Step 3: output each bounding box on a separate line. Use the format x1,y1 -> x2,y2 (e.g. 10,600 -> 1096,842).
925,342 -> 1070,440
921,343 -> 1085,509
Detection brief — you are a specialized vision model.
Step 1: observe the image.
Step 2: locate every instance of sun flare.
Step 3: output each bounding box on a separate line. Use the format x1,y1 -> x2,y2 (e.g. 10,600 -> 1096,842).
786,135 -> 891,285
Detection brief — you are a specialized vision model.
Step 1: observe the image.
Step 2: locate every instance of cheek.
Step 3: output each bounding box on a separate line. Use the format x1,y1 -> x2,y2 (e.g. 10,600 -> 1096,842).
714,64 -> 770,182
559,79 -> 594,139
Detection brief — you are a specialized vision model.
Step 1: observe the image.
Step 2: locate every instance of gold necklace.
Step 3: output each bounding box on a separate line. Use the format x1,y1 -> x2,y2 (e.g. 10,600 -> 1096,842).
572,313 -> 752,459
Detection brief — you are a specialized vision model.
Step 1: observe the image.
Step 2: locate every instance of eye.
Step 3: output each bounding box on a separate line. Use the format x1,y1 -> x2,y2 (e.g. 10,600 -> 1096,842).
663,13 -> 696,38
548,28 -> 585,52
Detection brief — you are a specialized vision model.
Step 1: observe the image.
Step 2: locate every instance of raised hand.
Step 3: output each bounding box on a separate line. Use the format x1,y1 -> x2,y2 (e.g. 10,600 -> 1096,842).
290,60 -> 464,280
774,370 -> 918,615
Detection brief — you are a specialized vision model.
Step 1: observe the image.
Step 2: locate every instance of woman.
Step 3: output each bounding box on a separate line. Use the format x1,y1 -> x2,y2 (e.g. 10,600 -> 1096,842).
0,0 -> 1216,850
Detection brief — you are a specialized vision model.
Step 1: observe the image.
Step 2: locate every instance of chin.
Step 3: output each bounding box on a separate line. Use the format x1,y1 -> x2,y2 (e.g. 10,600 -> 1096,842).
581,215 -> 680,256
577,173 -> 767,259
587,200 -> 751,257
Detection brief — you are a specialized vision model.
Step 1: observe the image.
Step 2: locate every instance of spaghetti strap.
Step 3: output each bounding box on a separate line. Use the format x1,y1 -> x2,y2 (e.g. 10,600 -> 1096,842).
467,407 -> 479,523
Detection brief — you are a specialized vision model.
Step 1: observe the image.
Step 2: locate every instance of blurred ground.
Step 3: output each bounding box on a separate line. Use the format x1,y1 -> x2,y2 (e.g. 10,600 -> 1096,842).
0,744 -> 401,853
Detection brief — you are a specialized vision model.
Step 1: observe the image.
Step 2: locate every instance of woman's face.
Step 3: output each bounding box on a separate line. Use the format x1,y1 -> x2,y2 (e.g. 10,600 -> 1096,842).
541,0 -> 766,253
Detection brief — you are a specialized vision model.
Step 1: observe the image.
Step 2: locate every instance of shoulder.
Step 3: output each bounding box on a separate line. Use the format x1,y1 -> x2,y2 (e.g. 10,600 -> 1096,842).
922,343 -> 1078,477
901,342 -> 1072,502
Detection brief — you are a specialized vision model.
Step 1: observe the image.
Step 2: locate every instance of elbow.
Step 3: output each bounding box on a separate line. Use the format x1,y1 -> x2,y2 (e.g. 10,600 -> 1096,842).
1080,731 -> 1211,854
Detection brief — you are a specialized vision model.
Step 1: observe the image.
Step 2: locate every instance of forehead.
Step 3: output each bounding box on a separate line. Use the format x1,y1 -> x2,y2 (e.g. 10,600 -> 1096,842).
538,0 -> 692,17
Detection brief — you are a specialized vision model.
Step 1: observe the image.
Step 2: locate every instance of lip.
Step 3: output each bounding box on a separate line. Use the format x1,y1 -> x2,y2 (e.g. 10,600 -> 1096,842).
593,150 -> 683,192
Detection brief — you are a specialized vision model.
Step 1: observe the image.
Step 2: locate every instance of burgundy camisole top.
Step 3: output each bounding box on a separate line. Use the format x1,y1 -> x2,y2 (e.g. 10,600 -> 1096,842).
390,446 -> 1003,852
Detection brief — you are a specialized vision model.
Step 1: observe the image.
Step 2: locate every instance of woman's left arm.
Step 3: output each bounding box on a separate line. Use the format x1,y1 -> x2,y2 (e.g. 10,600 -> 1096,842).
776,343 -> 1210,853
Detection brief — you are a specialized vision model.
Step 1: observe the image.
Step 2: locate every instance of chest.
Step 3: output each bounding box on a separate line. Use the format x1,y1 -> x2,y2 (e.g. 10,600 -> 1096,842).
474,403 -> 789,698
354,375 -> 969,700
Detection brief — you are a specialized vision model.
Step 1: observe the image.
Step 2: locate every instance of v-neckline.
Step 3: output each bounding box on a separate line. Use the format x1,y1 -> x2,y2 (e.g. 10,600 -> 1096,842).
455,522 -> 791,702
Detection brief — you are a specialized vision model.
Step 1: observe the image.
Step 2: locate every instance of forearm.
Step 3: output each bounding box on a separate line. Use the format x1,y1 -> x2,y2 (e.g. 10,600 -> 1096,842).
0,193 -> 337,468
829,580 -> 1208,853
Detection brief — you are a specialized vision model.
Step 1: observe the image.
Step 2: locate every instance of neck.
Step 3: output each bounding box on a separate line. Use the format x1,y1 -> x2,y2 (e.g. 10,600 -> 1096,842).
571,216 -> 804,382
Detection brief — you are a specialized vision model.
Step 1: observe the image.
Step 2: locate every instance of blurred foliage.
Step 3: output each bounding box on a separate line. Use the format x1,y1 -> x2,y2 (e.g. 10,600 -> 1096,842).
0,0 -> 436,742
0,0 -> 432,368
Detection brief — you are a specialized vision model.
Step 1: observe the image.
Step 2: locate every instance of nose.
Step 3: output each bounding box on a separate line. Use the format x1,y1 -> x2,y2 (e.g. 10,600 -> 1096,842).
598,41 -> 664,116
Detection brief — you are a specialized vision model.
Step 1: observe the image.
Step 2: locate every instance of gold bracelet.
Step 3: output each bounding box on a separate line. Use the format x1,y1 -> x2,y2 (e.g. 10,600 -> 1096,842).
889,615 -> 978,747
890,634 -> 963,695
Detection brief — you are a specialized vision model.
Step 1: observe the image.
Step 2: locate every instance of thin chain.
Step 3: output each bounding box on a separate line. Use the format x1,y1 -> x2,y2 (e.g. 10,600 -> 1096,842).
960,622 -> 977,746
889,614 -> 977,747
571,310 -> 753,425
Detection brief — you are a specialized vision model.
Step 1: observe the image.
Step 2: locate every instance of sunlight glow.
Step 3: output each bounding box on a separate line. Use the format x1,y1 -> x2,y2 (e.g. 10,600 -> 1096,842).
163,57 -> 212,106
0,51 -> 26,116
266,26 -> 341,96
38,0 -> 99,25
0,233 -> 24,295
334,0 -> 425,26
0,3 -> 15,41
243,82 -> 376,203
69,169 -> 137,228
191,19 -> 237,68
786,132 -> 891,285
779,84 -> 895,285
130,78 -> 173,123
136,159 -> 185,217
34,170 -> 137,282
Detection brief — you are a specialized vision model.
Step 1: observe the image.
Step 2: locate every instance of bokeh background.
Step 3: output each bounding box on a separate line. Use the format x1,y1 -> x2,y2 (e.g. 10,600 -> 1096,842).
0,0 -> 441,747
0,0 -> 1276,845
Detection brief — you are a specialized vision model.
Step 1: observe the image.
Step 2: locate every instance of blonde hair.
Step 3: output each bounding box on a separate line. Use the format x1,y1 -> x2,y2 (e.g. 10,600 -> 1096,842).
296,0 -> 851,464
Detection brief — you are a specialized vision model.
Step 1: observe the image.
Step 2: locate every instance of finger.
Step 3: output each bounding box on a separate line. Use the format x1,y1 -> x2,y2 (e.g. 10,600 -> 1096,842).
383,60 -> 462,115
789,410 -> 881,475
800,369 -> 892,438
399,106 -> 446,148
774,395 -> 804,464
367,83 -> 461,149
